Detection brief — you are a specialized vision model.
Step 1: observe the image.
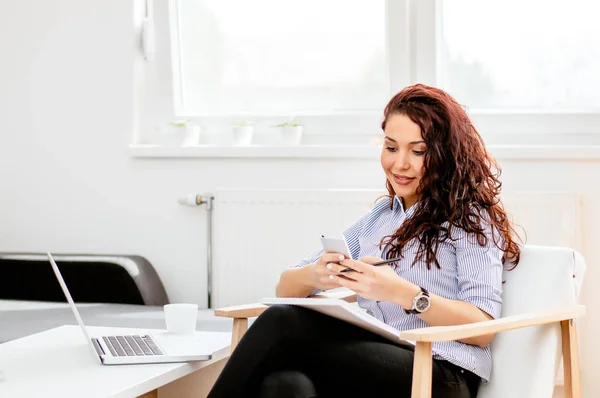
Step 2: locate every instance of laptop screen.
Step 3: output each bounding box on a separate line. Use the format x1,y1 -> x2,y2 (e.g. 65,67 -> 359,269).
47,253 -> 98,357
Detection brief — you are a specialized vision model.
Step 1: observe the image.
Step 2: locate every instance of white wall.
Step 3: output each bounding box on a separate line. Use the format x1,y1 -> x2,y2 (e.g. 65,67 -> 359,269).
1,0 -> 599,395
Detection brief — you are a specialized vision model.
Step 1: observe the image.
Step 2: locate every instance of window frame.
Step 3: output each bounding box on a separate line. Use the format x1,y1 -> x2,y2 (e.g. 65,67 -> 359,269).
136,0 -> 600,146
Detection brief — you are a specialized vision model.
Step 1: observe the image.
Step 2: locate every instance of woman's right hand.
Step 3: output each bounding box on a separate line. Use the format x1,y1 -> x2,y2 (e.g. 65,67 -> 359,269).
309,252 -> 350,291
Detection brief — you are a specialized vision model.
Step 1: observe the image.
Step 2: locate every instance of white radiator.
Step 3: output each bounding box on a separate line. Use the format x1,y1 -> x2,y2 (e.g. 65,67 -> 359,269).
212,189 -> 581,307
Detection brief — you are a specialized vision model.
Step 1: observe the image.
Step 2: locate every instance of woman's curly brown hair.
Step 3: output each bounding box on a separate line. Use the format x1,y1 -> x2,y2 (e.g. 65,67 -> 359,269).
380,84 -> 522,269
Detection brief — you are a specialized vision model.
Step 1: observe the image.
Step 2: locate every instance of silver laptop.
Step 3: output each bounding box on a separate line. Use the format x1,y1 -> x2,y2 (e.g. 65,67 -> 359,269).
47,252 -> 213,365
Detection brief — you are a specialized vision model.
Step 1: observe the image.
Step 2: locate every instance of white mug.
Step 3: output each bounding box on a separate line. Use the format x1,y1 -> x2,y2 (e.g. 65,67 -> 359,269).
163,303 -> 198,334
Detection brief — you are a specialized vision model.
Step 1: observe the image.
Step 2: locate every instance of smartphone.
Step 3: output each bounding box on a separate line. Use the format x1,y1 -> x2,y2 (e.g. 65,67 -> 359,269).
320,235 -> 353,260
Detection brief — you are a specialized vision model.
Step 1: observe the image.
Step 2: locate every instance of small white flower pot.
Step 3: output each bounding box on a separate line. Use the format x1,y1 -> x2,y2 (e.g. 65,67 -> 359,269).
232,126 -> 254,146
159,130 -> 186,147
181,124 -> 202,146
279,126 -> 303,145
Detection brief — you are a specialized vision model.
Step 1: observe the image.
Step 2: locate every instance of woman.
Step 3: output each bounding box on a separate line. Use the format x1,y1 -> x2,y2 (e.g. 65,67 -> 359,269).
207,84 -> 521,398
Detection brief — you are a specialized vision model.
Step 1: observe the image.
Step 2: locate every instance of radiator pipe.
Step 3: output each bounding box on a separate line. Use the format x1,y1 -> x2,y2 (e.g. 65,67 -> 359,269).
205,195 -> 214,309
178,193 -> 215,308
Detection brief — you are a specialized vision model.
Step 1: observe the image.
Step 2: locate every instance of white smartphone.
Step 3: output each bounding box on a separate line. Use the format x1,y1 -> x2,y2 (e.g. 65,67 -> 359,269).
320,235 -> 353,260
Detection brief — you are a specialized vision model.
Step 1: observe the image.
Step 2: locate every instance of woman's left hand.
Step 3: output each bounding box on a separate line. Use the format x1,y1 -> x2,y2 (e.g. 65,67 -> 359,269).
331,257 -> 419,306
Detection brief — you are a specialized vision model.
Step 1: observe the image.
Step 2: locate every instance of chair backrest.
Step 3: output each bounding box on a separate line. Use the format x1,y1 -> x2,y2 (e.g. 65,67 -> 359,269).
0,253 -> 170,305
478,245 -> 586,398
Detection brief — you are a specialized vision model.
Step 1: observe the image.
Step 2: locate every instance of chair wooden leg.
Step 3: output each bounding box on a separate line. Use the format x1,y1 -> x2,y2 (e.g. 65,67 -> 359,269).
231,318 -> 249,353
411,341 -> 433,398
137,389 -> 158,398
561,319 -> 582,398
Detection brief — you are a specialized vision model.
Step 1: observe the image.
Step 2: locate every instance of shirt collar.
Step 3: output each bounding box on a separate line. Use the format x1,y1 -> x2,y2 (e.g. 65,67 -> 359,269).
392,196 -> 420,218
392,195 -> 404,212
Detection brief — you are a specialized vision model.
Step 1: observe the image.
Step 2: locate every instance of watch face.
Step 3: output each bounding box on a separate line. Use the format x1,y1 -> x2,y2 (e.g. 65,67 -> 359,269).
416,296 -> 430,312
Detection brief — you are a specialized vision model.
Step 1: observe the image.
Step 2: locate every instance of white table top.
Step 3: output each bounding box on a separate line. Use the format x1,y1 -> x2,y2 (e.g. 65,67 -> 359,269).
0,325 -> 231,398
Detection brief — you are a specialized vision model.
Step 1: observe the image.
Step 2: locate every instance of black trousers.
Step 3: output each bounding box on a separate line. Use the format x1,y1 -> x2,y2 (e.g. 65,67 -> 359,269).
207,305 -> 480,398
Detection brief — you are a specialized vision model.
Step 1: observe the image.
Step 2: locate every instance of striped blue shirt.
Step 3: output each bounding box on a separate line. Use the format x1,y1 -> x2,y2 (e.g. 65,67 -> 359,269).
292,195 -> 503,382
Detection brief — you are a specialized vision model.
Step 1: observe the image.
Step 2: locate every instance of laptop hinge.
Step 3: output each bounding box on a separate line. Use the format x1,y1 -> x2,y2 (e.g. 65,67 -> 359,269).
92,338 -> 105,356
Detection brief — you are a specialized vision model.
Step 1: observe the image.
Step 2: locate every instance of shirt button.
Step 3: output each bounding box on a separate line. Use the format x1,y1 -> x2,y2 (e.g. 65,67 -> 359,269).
460,370 -> 464,373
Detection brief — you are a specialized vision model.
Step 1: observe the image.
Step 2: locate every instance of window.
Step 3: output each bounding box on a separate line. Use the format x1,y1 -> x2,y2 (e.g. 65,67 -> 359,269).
135,0 -> 600,147
173,0 -> 388,116
439,0 -> 600,110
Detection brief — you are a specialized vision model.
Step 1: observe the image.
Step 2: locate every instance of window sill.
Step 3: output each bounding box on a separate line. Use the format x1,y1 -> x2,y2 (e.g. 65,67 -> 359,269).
128,144 -> 600,161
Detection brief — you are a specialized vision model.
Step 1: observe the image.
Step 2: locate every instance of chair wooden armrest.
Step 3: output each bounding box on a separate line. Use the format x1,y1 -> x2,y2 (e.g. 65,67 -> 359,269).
398,305 -> 585,342
213,289 -> 357,351
404,305 -> 585,398
213,303 -> 266,351
214,303 -> 268,319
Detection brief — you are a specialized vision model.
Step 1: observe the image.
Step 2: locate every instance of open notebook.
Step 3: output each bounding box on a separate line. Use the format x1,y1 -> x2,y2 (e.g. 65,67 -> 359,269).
260,297 -> 415,347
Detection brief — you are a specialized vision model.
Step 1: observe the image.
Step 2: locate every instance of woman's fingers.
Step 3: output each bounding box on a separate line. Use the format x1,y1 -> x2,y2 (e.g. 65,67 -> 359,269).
339,258 -> 373,274
317,252 -> 353,275
360,256 -> 384,264
319,252 -> 347,265
332,274 -> 362,291
325,262 -> 352,274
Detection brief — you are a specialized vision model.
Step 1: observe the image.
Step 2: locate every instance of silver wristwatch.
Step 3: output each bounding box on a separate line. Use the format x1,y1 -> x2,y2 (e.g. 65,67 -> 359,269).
405,287 -> 430,314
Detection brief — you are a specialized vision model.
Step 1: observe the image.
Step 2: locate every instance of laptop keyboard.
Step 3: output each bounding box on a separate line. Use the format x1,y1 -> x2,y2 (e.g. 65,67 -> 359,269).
102,335 -> 163,357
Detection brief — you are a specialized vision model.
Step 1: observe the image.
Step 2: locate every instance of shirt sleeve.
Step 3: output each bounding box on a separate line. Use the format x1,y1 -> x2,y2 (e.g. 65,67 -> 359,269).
453,223 -> 504,319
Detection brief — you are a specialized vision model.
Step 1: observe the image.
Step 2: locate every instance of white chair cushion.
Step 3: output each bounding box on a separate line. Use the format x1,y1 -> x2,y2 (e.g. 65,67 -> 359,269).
478,245 -> 585,398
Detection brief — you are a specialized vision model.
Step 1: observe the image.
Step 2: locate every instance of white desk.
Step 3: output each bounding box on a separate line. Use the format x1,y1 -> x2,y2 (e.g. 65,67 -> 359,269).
0,325 -> 232,398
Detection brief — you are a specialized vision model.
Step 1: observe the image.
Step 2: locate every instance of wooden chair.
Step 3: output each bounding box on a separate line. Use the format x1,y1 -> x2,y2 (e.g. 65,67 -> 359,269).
215,245 -> 586,397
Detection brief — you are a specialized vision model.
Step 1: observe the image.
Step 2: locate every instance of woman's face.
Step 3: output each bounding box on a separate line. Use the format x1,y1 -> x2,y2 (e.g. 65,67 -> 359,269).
380,113 -> 426,209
